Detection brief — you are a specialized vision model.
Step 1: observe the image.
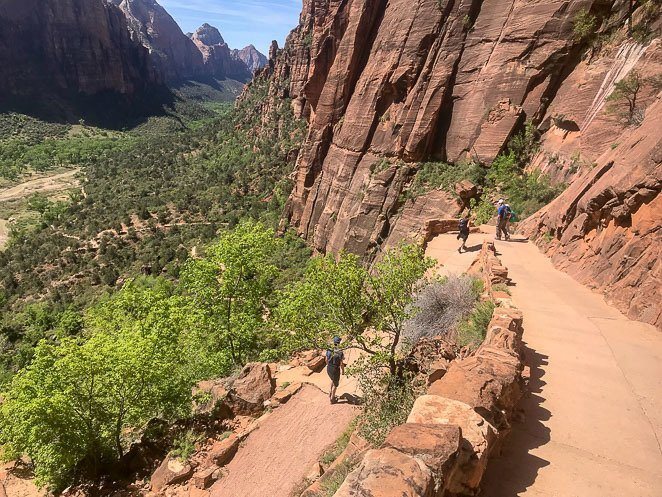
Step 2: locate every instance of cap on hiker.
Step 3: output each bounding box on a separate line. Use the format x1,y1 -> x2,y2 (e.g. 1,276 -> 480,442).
333,336 -> 342,345
498,199 -> 504,205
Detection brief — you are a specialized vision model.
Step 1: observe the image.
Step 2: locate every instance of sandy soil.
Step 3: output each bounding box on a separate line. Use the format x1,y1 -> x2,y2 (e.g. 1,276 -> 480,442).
211,384 -> 358,497
426,232 -> 662,497
0,169 -> 80,203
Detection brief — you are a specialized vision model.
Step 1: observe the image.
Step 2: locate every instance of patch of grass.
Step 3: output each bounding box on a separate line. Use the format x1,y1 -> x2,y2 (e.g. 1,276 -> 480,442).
320,419 -> 357,466
320,458 -> 359,496
492,283 -> 511,295
456,300 -> 495,348
406,160 -> 485,200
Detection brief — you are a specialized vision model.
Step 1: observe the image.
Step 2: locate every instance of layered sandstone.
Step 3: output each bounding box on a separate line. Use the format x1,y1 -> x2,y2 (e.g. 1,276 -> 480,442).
520,98 -> 662,327
191,24 -> 252,82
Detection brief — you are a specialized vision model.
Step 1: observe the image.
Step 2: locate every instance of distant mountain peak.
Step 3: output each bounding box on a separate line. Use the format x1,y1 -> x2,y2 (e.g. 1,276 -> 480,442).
193,23 -> 225,46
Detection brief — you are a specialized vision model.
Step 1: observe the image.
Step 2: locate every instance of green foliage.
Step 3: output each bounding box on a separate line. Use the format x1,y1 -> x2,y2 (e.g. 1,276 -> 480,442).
492,283 -> 511,295
320,419 -> 357,465
180,221 -> 281,366
277,244 -> 434,375
406,161 -> 485,200
606,70 -> 648,126
171,430 -> 201,462
358,373 -> 420,446
319,458 -> 359,496
0,283 -> 195,489
457,300 -> 495,348
573,8 -> 597,42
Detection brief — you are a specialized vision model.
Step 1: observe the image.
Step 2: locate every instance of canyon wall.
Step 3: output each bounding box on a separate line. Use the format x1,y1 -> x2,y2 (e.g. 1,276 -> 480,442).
0,0 -> 156,99
260,0 -> 660,325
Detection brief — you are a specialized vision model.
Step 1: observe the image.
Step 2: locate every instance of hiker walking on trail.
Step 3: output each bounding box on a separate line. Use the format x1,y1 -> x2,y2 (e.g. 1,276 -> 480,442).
326,336 -> 345,404
496,199 -> 511,241
457,215 -> 470,253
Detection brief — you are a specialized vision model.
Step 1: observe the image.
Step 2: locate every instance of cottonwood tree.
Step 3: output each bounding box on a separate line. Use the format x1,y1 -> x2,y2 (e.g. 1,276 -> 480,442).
180,221 -> 281,365
0,284 -> 193,490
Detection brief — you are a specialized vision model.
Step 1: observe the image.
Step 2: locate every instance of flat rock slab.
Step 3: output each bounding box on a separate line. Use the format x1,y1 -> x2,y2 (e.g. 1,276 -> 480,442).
210,384 -> 358,497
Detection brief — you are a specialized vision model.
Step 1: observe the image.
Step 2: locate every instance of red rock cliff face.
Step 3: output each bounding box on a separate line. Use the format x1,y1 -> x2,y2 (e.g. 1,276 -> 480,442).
263,0 -> 660,325
277,0 -> 610,256
0,0 -> 155,98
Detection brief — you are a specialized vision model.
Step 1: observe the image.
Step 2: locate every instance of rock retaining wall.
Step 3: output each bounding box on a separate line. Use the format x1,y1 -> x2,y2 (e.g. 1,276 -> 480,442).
332,243 -> 526,496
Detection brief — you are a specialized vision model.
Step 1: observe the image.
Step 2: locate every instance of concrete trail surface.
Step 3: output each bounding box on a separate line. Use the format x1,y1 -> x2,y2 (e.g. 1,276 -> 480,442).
425,232 -> 662,497
210,384 -> 358,497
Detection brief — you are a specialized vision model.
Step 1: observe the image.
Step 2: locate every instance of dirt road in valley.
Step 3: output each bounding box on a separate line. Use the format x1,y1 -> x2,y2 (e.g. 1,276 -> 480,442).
425,232 -> 662,497
210,384 -> 358,497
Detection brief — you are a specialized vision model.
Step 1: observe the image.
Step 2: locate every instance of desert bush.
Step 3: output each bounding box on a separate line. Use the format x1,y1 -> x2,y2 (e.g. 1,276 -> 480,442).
358,371 -> 422,446
403,275 -> 480,344
320,458 -> 359,496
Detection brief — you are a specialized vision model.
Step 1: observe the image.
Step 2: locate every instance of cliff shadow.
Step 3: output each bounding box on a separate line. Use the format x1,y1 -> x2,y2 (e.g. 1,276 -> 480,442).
0,84 -> 180,130
479,343 -> 551,496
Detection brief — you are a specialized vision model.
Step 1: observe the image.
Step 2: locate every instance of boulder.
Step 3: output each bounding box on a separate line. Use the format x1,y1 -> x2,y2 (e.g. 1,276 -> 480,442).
333,448 -> 434,497
270,382 -> 302,405
227,363 -> 276,415
427,358 -> 449,385
455,180 -> 479,203
150,455 -> 195,492
383,423 -> 461,487
191,467 -> 217,490
407,395 -> 496,494
193,379 -> 232,419
207,434 -> 240,466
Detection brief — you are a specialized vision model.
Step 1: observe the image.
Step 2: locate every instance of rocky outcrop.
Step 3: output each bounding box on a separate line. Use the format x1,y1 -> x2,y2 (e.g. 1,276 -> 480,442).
274,0 -> 616,255
330,248 -> 527,496
232,45 -> 268,74
191,24 -> 252,82
112,0 -> 206,81
0,0 -> 156,99
520,97 -> 662,328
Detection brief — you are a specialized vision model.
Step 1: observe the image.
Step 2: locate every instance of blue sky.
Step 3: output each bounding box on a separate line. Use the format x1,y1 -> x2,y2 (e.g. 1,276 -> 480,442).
159,0 -> 301,55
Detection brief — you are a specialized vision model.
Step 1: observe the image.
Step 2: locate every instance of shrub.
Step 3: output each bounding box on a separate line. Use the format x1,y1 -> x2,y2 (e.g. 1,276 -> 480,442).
572,8 -> 597,42
320,458 -> 359,496
456,301 -> 496,348
320,419 -> 357,466
171,429 -> 201,462
403,275 -> 479,343
358,372 -> 421,446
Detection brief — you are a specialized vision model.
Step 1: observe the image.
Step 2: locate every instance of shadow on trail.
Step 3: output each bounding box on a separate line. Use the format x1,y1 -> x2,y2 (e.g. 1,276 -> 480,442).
337,393 -> 362,405
462,243 -> 483,252
479,343 -> 551,496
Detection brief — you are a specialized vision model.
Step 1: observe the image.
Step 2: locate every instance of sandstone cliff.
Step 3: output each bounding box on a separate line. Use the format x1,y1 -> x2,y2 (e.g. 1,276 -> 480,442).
0,0 -> 155,99
112,0 -> 207,81
256,0 -> 660,325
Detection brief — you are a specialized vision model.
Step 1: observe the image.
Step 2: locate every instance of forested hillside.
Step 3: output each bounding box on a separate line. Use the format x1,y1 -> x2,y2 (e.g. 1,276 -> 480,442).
0,77 -> 306,384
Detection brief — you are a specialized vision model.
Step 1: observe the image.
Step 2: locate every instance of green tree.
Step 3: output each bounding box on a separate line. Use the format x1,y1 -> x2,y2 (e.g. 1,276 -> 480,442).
572,8 -> 597,42
0,283 -> 194,490
607,71 -> 645,125
180,221 -> 281,365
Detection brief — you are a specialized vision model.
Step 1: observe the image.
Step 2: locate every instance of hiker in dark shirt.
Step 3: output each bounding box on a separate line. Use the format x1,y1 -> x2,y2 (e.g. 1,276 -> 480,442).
457,216 -> 470,253
326,336 -> 345,404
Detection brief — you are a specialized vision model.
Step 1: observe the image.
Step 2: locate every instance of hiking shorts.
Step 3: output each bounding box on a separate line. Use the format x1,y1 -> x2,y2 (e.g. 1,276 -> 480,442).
327,366 -> 341,387
457,229 -> 469,241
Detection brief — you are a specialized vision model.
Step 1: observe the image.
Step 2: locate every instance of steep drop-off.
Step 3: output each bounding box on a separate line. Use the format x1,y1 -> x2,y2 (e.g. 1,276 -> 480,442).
253,0 -> 660,326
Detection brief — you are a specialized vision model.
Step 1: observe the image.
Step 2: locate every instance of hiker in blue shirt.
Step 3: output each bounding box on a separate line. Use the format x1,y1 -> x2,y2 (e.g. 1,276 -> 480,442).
496,199 -> 511,241
326,336 -> 345,404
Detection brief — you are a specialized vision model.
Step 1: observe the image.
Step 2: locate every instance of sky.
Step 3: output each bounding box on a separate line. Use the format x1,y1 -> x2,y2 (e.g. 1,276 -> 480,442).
159,0 -> 302,55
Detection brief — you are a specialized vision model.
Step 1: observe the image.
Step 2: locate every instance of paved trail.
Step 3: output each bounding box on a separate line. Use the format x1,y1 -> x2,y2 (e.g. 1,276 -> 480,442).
426,232 -> 662,497
210,384 -> 358,497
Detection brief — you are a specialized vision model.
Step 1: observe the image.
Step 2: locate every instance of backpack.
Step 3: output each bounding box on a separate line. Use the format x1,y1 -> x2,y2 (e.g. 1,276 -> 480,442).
327,348 -> 343,368
458,218 -> 469,231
